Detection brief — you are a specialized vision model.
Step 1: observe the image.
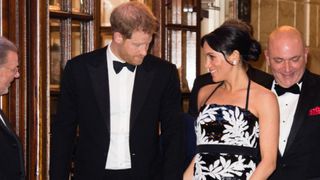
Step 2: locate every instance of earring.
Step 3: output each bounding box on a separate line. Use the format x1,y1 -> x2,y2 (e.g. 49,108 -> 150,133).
232,60 -> 237,65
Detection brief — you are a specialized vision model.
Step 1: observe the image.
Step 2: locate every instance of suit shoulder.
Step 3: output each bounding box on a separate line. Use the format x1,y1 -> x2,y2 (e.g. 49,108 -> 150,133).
194,73 -> 213,83
308,70 -> 320,79
304,70 -> 320,84
67,47 -> 107,65
247,66 -> 273,88
193,73 -> 215,89
302,71 -> 320,93
144,54 -> 176,69
247,66 -> 272,79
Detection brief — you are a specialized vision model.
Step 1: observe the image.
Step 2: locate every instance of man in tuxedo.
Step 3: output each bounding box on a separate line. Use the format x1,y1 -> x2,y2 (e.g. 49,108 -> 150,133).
0,37 -> 24,180
50,2 -> 184,180
189,19 -> 273,118
265,26 -> 320,180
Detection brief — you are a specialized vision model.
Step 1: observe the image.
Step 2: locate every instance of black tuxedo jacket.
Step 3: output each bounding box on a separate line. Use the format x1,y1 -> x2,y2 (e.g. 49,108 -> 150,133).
0,109 -> 25,180
50,47 -> 184,180
269,70 -> 320,180
188,65 -> 273,117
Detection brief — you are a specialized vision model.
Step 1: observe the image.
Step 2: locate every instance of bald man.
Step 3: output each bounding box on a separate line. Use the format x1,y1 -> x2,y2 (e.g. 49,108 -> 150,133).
265,26 -> 320,180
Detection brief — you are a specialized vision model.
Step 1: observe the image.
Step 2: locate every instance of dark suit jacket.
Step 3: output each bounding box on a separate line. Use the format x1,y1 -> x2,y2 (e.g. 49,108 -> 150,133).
269,70 -> 320,180
0,109 -> 25,180
188,65 -> 273,117
50,47 -> 184,180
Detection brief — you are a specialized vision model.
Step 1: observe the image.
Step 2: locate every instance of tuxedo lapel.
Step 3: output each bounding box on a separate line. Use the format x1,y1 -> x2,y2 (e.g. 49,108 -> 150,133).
0,109 -> 15,136
283,71 -> 314,155
87,47 -> 110,132
130,58 -> 154,130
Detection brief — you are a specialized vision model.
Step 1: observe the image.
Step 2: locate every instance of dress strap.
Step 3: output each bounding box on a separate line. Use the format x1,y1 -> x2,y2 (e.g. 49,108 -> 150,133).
203,82 -> 224,105
245,80 -> 251,110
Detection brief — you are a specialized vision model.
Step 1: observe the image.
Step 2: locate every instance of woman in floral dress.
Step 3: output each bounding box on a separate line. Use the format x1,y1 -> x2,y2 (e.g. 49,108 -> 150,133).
184,25 -> 279,180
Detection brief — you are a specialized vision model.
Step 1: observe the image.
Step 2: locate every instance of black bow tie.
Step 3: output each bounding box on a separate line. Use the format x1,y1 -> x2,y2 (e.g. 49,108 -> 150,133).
113,61 -> 136,74
274,83 -> 301,96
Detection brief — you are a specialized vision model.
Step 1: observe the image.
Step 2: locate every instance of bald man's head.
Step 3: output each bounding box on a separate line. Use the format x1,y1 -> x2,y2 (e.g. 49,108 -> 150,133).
264,26 -> 308,88
267,26 -> 305,50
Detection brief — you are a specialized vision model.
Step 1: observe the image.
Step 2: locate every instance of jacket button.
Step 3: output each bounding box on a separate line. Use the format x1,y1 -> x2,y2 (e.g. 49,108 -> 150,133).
12,143 -> 18,148
282,163 -> 287,168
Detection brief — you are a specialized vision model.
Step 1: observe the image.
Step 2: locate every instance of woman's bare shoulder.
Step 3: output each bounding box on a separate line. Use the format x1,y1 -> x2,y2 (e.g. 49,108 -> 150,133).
250,82 -> 276,100
250,82 -> 278,116
197,82 -> 222,107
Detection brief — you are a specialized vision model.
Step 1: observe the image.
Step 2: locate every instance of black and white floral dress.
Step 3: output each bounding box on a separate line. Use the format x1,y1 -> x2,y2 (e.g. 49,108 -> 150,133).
194,81 -> 259,180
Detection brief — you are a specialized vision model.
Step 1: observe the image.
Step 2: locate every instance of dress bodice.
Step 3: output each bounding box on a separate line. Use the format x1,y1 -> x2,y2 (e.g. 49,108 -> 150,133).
194,81 -> 260,180
196,103 -> 259,148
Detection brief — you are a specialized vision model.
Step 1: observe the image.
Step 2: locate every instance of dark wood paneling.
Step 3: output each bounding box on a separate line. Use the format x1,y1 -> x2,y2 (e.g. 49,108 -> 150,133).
94,0 -> 101,49
151,0 -> 162,57
27,0 -> 50,179
50,10 -> 93,21
1,0 -> 28,177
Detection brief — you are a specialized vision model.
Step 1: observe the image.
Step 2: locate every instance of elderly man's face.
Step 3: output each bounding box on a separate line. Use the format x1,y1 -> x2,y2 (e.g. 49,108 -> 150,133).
0,51 -> 20,95
265,32 -> 307,88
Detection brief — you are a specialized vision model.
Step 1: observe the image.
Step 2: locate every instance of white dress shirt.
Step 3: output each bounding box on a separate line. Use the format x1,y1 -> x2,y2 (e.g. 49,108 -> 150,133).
272,81 -> 302,155
105,43 -> 136,169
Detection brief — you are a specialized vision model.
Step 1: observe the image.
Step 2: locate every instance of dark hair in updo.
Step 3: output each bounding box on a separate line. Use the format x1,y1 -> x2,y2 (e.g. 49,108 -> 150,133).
201,25 -> 261,62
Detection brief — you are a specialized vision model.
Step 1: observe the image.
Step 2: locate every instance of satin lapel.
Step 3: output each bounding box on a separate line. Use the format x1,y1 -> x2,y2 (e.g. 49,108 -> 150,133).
87,48 -> 110,132
284,71 -> 314,154
0,109 -> 15,136
130,61 -> 154,130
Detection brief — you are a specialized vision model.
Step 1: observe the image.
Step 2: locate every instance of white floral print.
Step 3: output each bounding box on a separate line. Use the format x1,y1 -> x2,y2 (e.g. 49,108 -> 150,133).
194,104 -> 259,180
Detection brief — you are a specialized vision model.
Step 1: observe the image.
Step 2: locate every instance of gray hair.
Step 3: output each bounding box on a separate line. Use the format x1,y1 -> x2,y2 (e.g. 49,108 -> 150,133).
0,36 -> 18,65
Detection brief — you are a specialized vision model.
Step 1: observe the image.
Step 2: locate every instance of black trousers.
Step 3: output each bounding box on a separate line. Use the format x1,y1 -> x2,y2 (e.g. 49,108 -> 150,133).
104,169 -> 133,180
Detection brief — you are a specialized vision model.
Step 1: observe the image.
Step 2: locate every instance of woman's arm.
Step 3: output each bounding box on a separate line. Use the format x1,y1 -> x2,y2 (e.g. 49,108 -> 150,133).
250,91 -> 279,180
184,157 -> 195,180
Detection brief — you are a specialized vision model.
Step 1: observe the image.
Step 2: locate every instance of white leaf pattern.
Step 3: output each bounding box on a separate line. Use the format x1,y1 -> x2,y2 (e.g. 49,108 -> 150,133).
194,104 -> 259,180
